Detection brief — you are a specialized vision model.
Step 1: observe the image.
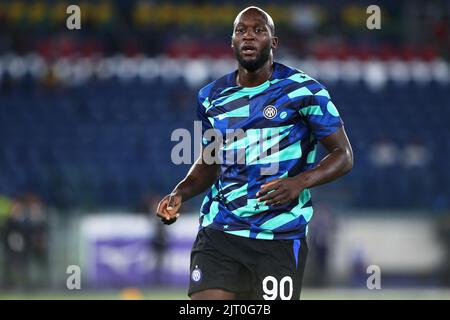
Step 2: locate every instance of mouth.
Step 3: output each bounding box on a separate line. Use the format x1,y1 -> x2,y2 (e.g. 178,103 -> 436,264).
241,44 -> 257,56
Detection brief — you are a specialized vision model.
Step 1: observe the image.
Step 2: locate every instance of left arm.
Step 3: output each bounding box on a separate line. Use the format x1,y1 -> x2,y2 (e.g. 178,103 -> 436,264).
257,127 -> 353,206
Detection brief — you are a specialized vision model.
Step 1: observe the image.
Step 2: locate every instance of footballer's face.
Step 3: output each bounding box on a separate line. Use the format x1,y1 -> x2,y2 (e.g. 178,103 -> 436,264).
231,9 -> 278,72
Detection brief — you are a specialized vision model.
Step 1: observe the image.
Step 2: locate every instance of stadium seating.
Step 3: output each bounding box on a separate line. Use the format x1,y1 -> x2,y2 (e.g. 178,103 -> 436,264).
0,74 -> 448,212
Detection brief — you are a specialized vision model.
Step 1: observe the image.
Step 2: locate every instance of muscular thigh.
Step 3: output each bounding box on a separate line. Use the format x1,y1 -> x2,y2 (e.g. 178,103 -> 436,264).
191,289 -> 236,300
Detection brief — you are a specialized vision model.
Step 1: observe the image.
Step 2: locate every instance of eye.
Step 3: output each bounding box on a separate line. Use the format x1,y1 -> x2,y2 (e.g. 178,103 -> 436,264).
255,27 -> 265,33
235,27 -> 245,34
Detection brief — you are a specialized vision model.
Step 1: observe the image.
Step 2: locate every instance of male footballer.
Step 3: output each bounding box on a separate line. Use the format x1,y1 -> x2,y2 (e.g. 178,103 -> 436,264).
157,6 -> 353,300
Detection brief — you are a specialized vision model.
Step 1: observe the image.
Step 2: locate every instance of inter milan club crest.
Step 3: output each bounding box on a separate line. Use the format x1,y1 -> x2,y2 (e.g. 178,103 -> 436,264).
191,265 -> 202,282
263,105 -> 277,119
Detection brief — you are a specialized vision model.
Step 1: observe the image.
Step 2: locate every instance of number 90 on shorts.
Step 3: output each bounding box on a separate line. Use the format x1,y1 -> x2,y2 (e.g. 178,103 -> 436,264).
262,276 -> 293,300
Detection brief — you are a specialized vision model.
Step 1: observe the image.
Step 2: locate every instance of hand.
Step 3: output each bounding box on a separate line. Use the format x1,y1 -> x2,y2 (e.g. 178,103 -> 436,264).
256,177 -> 305,206
156,190 -> 182,225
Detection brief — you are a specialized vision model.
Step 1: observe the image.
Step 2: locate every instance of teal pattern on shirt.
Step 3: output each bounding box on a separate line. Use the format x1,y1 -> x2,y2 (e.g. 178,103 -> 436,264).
196,62 -> 343,240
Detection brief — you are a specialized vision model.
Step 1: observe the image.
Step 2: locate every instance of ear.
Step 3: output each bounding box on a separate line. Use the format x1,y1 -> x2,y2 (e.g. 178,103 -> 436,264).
271,36 -> 279,50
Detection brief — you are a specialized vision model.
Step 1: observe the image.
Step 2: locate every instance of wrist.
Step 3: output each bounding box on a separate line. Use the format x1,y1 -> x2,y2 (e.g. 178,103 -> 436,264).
292,172 -> 309,190
171,187 -> 185,202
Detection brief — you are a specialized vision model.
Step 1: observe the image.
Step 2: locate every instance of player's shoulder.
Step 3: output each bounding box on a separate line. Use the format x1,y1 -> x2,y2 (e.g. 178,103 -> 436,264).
274,62 -> 329,95
197,71 -> 235,103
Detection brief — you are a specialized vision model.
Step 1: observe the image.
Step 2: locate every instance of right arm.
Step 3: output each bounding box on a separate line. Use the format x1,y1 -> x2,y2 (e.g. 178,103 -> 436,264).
156,151 -> 220,224
157,87 -> 218,224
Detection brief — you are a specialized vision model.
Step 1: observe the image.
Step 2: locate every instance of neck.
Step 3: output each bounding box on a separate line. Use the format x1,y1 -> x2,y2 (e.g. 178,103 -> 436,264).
236,58 -> 273,88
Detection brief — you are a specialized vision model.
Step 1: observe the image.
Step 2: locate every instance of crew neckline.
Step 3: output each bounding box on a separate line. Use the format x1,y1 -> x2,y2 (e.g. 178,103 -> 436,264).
232,62 -> 277,91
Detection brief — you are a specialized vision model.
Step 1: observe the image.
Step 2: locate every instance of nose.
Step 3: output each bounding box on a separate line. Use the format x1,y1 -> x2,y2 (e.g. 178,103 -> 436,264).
243,29 -> 255,40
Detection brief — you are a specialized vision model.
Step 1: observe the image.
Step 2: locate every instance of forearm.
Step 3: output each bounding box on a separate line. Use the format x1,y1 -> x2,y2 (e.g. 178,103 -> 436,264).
295,146 -> 353,189
172,159 -> 220,202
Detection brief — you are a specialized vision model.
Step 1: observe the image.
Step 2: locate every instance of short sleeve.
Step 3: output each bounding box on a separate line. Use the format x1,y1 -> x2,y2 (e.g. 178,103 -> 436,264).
197,93 -> 214,147
298,88 -> 344,140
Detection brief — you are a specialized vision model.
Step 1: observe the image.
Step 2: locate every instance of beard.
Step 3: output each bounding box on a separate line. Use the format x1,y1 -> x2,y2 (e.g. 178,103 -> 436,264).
234,43 -> 271,72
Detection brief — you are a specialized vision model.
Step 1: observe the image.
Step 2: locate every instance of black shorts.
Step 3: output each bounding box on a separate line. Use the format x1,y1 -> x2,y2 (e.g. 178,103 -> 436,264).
188,227 -> 308,300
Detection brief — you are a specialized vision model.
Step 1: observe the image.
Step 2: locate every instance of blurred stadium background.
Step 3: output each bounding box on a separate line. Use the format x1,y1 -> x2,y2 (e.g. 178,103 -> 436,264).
0,0 -> 449,300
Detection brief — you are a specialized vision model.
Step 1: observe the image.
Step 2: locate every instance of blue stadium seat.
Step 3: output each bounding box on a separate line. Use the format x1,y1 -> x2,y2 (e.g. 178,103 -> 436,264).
1,81 -> 448,211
